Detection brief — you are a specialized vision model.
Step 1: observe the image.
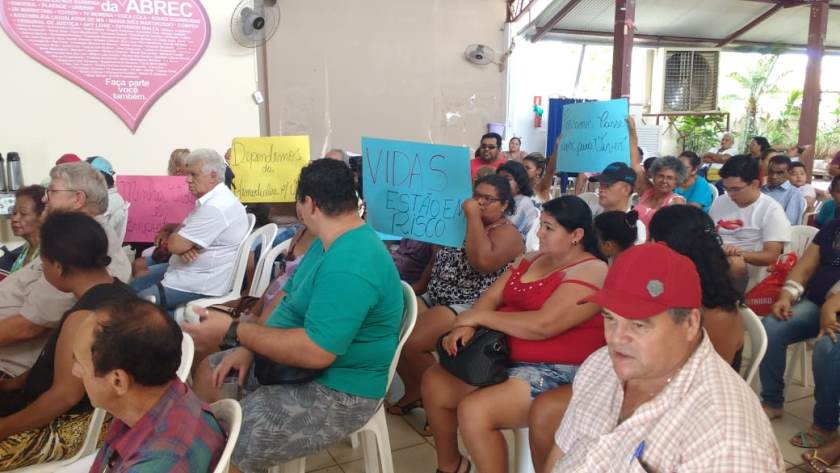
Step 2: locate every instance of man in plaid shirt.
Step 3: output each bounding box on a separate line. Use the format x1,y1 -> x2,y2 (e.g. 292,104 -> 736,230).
545,243 -> 783,472
74,299 -> 225,472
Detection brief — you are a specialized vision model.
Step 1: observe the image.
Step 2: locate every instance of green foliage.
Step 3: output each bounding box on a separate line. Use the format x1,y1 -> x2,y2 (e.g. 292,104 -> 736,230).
817,95 -> 840,159
727,53 -> 783,149
671,114 -> 727,153
763,90 -> 802,147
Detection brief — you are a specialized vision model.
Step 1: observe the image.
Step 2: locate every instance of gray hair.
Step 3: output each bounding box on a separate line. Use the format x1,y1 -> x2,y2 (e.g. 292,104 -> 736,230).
185,148 -> 226,182
49,163 -> 109,215
721,132 -> 734,141
326,149 -> 348,162
668,308 -> 695,324
649,156 -> 688,186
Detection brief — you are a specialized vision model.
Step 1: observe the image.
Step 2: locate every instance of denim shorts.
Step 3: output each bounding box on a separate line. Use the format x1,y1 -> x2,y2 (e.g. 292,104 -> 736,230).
507,361 -> 578,399
419,293 -> 471,316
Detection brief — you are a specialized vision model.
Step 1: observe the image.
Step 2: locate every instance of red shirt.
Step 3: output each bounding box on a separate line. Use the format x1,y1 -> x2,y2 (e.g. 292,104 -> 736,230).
471,158 -> 504,179
504,257 -> 605,365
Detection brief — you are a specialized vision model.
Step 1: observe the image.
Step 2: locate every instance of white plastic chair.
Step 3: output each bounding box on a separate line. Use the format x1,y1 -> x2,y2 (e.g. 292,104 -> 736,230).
210,399 -> 243,473
785,225 -> 818,258
271,281 -> 419,473
578,192 -> 599,208
174,216 -> 260,323
177,333 -> 195,383
740,306 -> 767,386
512,427 -> 534,473
250,237 -> 292,298
708,182 -> 719,199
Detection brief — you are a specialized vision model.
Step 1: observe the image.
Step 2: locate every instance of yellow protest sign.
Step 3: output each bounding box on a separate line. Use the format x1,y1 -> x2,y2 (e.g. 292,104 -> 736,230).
229,136 -> 310,203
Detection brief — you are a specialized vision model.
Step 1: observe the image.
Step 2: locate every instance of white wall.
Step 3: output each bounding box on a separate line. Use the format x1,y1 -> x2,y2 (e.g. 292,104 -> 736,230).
0,2 -> 261,183
264,0 -> 507,157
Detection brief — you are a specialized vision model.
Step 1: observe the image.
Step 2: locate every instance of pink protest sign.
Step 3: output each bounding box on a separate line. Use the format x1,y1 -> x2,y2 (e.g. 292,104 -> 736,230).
117,175 -> 196,243
0,0 -> 210,132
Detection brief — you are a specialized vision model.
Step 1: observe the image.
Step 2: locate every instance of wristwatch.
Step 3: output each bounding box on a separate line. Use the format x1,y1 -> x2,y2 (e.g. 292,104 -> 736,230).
221,320 -> 240,350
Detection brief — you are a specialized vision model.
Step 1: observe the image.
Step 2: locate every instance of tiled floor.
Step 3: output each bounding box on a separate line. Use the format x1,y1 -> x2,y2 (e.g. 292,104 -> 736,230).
304,356 -> 822,472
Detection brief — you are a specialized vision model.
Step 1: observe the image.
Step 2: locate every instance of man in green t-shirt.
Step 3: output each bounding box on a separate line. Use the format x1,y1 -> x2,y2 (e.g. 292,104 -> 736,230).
184,159 -> 404,472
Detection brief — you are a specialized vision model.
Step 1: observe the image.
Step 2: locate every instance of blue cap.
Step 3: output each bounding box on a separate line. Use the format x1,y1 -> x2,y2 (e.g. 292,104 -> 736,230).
89,157 -> 115,176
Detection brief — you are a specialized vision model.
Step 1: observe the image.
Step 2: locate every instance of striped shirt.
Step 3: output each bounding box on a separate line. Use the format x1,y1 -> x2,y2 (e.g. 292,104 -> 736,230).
90,380 -> 225,473
552,334 -> 784,472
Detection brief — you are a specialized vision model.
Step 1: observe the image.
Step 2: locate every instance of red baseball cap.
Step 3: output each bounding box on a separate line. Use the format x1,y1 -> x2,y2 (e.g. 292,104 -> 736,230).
580,243 -> 702,320
56,153 -> 81,164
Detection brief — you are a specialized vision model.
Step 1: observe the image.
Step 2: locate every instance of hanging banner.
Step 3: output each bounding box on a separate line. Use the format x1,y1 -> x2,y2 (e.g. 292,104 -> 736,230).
116,175 -> 196,243
362,137 -> 472,248
555,98 -> 630,173
229,136 -> 311,203
0,0 -> 211,132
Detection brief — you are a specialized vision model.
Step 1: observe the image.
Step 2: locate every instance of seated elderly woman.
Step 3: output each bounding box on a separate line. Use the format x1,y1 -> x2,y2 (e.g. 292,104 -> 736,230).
422,195 -> 608,473
130,149 -> 249,315
649,205 -> 744,366
497,161 -> 540,239
0,185 -> 46,279
389,175 -> 524,420
0,212 -> 135,470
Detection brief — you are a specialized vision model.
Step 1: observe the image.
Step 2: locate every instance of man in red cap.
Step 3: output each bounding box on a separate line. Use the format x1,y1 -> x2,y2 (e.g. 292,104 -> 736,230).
545,243 -> 783,472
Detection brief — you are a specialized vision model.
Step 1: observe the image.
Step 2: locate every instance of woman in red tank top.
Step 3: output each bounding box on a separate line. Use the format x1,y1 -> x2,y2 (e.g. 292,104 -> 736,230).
422,196 -> 608,473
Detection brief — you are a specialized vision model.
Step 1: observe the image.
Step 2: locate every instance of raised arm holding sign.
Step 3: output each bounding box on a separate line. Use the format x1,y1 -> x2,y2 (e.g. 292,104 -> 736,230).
555,98 -> 630,174
362,137 -> 473,247
229,136 -> 310,203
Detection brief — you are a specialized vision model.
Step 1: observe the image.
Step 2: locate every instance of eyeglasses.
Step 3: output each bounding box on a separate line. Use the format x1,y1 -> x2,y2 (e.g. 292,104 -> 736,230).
44,188 -> 78,200
479,144 -> 498,150
723,184 -> 749,194
473,192 -> 502,204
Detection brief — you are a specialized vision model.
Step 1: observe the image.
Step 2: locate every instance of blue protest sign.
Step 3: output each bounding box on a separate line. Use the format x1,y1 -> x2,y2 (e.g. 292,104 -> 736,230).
555,98 -> 630,173
362,137 -> 472,247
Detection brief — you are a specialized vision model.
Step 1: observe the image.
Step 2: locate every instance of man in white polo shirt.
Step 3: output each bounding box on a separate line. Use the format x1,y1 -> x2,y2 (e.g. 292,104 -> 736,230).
131,149 -> 249,315
709,154 -> 790,291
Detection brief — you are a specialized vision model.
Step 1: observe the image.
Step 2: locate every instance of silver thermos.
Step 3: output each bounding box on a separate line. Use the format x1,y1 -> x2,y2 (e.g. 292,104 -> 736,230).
0,154 -> 5,192
7,152 -> 23,191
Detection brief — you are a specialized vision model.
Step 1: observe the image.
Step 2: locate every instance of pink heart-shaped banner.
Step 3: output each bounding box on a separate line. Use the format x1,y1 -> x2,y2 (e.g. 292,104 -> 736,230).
1,0 -> 211,132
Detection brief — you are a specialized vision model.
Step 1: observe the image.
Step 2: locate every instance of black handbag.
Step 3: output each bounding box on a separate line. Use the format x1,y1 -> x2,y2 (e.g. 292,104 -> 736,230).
253,354 -> 324,385
435,328 -> 510,387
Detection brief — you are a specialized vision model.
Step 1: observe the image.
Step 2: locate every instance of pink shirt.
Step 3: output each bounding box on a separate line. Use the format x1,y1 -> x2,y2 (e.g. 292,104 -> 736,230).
634,189 -> 683,227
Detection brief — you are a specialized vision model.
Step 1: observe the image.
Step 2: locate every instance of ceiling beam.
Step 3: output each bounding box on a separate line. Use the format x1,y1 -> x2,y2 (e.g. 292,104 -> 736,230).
532,0 -> 585,42
543,27 -> 840,52
740,0 -> 840,10
716,4 -> 784,47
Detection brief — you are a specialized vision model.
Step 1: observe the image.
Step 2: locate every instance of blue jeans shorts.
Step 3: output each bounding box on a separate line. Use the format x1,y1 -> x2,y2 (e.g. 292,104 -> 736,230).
507,361 -> 578,399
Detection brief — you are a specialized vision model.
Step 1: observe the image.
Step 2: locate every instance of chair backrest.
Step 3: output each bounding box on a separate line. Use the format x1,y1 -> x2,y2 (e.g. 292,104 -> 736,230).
786,225 -> 819,258
708,182 -> 719,199
177,333 -> 194,382
739,306 -> 767,385
246,224 -> 279,292
578,192 -> 599,208
218,214 -> 258,296
210,399 -> 243,473
386,282 -> 419,387
250,237 -> 292,298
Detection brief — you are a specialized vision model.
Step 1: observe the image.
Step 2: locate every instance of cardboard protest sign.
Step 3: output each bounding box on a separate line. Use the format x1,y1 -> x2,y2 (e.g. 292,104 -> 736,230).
116,176 -> 195,242
229,136 -> 310,203
362,137 -> 472,247
555,98 -> 630,173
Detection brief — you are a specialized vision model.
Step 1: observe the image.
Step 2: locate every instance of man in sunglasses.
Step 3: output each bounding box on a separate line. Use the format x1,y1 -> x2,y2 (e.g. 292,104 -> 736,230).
471,132 -> 505,180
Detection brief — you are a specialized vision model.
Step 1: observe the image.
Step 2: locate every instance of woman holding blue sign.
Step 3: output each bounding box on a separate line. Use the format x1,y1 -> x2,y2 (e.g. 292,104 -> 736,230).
390,175 -> 524,422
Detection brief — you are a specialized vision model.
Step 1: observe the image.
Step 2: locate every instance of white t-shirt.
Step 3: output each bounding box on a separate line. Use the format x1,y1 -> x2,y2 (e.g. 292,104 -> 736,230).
709,193 -> 791,286
163,183 -> 249,296
706,146 -> 740,181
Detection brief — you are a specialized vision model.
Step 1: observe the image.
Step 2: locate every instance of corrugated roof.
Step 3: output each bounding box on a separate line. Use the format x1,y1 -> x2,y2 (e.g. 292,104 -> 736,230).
527,0 -> 840,50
